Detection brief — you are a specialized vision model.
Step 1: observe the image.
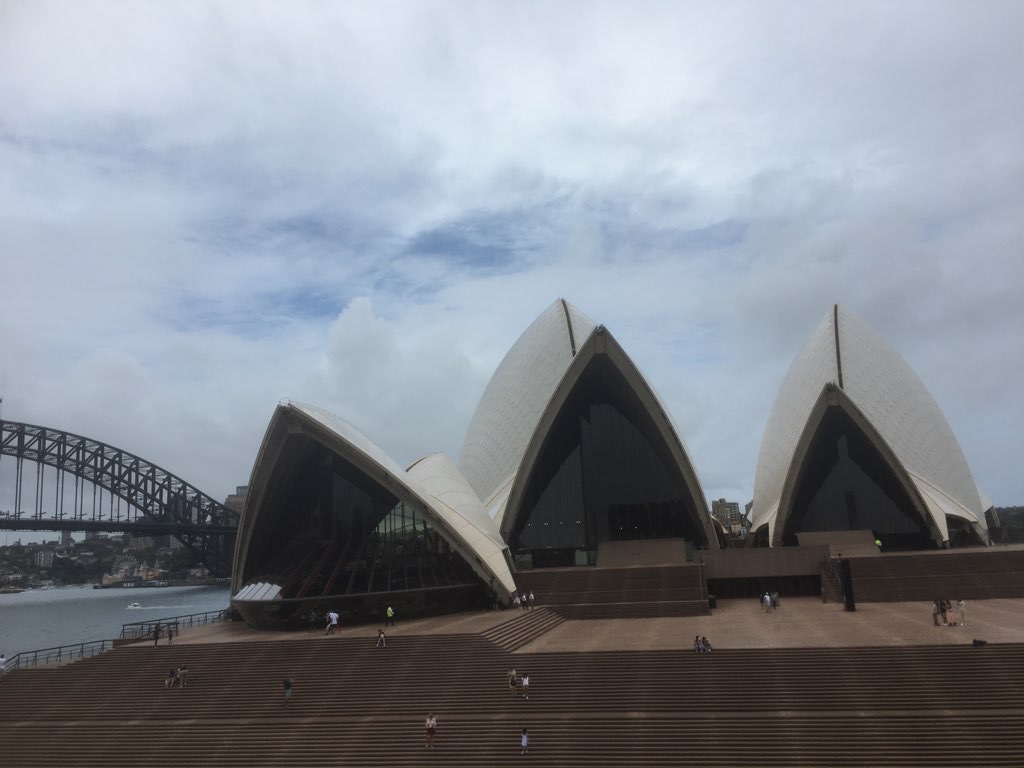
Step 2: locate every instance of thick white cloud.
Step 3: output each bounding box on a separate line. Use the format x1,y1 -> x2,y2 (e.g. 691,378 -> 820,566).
1,1 -> 1021,536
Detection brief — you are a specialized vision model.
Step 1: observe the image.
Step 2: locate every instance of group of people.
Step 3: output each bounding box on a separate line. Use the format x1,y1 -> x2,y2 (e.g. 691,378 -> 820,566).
152,621 -> 175,646
507,667 -> 531,699
513,591 -> 536,609
932,599 -> 966,627
423,714 -> 528,754
164,664 -> 189,688
761,592 -> 780,612
313,607 -> 397,642
693,635 -> 713,653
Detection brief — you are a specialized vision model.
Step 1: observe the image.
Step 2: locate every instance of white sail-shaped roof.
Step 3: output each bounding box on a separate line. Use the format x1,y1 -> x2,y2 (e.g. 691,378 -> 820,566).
405,452 -> 515,595
751,305 -> 987,544
459,298 -> 596,503
233,402 -> 516,598
457,299 -> 714,543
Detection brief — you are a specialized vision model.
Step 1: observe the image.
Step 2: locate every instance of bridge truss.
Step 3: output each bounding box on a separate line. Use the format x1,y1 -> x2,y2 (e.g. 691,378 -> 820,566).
0,420 -> 238,573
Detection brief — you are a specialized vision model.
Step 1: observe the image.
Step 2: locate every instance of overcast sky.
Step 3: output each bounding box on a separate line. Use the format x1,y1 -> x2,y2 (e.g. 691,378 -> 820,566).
1,1 -> 1022,535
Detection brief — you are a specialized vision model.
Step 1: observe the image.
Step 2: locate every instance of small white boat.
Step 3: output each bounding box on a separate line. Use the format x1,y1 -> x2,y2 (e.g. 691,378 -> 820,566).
127,601 -> 142,609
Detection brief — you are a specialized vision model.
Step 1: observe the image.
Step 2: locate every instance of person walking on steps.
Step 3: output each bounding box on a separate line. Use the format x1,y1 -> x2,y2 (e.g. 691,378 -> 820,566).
325,610 -> 339,635
386,605 -> 395,626
282,676 -> 294,706
425,712 -> 437,748
520,728 -> 529,755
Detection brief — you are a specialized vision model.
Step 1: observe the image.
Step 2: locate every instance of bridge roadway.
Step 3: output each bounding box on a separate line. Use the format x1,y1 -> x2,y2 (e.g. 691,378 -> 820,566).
0,514 -> 237,536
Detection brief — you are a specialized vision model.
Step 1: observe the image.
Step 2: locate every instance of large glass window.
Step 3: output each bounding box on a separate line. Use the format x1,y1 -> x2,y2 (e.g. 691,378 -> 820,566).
508,358 -> 706,566
783,406 -> 936,549
249,444 -> 479,597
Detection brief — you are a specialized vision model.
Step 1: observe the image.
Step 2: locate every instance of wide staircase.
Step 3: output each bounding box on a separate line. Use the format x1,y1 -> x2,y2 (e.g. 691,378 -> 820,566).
515,564 -> 709,619
482,607 -> 567,650
849,549 -> 1024,602
2,627 -> 1023,766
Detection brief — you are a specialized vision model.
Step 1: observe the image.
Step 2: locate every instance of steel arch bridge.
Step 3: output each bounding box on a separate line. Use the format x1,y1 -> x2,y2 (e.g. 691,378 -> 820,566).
0,420 -> 238,573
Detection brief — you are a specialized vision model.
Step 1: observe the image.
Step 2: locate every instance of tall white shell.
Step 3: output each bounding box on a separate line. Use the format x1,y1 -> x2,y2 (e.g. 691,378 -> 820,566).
459,299 -> 596,507
751,305 -> 986,544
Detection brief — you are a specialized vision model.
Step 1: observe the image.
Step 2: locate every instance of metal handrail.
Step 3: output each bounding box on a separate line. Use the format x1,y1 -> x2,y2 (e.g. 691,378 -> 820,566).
0,610 -> 229,681
2,639 -> 113,676
120,609 -> 228,640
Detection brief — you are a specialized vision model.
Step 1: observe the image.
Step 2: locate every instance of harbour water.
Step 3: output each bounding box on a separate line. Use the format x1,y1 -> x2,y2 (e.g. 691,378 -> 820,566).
0,585 -> 231,658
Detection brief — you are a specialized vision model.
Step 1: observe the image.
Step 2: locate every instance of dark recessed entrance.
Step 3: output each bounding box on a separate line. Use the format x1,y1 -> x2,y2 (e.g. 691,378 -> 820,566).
783,406 -> 936,550
509,357 -> 707,567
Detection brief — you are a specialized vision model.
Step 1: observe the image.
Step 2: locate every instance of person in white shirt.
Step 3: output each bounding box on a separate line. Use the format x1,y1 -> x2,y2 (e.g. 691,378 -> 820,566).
521,672 -> 530,699
325,610 -> 340,635
425,713 -> 437,748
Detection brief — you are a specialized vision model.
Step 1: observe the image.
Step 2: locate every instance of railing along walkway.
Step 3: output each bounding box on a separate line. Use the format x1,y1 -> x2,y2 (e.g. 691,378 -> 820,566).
120,609 -> 229,640
0,610 -> 229,682
1,640 -> 113,676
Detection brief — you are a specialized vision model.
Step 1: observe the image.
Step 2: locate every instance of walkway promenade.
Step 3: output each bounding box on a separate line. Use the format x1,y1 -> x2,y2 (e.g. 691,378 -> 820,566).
176,595 -> 1024,651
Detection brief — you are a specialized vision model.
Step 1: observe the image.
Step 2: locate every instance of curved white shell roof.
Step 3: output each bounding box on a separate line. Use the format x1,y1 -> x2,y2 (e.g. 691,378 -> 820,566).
292,401 -> 409,477
751,305 -> 985,541
234,402 -> 516,597
459,299 -> 596,502
405,452 -> 514,595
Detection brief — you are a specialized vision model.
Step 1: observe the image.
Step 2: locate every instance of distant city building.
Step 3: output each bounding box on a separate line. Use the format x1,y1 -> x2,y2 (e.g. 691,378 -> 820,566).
33,550 -> 54,568
128,535 -> 155,550
60,530 -> 73,545
993,506 -> 1024,543
224,485 -> 248,514
711,499 -> 743,526
712,499 -> 749,540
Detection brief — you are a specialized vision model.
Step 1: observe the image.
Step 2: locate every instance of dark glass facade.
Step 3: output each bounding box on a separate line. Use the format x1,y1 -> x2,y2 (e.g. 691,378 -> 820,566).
246,445 -> 481,600
508,357 -> 707,567
783,406 -> 937,549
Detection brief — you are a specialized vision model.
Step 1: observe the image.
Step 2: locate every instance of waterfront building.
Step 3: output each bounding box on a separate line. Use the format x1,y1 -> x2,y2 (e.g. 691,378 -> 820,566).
230,300 -> 996,628
231,299 -> 717,626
